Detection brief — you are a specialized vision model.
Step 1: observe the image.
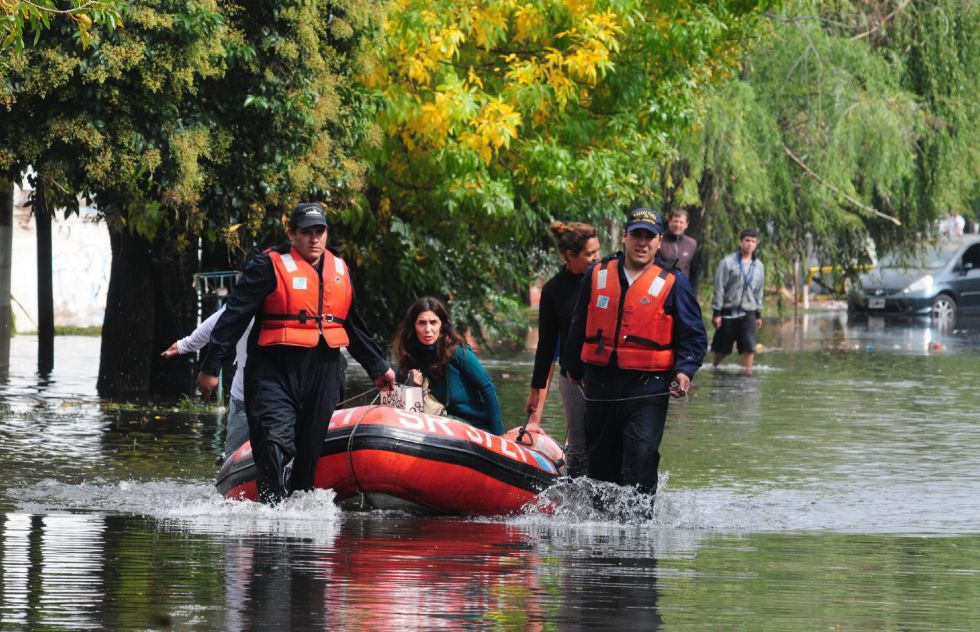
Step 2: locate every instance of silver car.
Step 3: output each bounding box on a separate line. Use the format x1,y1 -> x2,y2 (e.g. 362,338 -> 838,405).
849,235 -> 980,326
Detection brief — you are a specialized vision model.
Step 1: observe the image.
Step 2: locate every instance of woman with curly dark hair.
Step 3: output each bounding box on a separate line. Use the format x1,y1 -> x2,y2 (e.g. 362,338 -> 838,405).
524,221 -> 599,476
394,296 -> 503,435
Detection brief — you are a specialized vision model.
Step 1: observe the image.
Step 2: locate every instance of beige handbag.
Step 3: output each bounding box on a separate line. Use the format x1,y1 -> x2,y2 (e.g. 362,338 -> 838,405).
407,369 -> 447,416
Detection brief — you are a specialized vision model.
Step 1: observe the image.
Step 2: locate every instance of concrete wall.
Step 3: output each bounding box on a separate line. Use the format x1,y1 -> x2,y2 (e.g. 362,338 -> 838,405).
11,181 -> 110,332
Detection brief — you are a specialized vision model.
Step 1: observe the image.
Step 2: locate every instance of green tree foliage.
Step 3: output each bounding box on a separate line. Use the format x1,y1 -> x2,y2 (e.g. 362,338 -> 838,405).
1,1 -> 230,222
0,0 -> 384,393
341,0 -> 775,337
659,0 -> 979,299
2,0 -> 382,240
193,0 -> 385,250
887,0 -> 979,222
1,0 -> 122,50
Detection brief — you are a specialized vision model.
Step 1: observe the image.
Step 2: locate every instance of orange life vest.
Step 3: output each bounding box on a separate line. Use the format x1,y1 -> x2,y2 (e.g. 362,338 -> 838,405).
257,247 -> 352,348
581,259 -> 675,370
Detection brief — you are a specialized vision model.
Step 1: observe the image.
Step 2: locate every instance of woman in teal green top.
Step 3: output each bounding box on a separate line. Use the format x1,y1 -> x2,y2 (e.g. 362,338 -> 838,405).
394,297 -> 504,435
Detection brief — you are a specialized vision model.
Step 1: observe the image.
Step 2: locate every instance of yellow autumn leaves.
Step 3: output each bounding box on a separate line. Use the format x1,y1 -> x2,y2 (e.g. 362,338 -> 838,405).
463,99 -> 522,164
371,1 -> 626,164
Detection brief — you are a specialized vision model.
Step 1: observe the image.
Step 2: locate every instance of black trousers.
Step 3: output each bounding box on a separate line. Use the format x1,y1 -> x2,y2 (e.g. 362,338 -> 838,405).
584,376 -> 669,495
710,313 -> 757,355
244,341 -> 343,503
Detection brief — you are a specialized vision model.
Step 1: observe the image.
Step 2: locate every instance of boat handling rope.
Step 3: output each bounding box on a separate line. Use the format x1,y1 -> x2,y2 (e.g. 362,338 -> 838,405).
345,397 -> 380,502
577,382 -> 686,403
337,386 -> 379,408
515,412 -> 534,445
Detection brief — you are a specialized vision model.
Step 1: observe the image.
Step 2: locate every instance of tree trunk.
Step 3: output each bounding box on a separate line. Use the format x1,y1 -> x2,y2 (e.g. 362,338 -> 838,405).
686,201 -> 705,245
149,228 -> 199,396
691,167 -> 715,272
97,227 -> 156,396
98,224 -> 200,397
0,177 -> 13,377
34,178 -> 54,374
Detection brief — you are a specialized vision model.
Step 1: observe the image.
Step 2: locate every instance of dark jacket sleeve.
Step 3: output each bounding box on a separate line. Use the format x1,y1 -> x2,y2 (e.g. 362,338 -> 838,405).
199,252 -> 276,376
666,272 -> 708,379
563,265 -> 595,381
688,243 -> 703,295
342,285 -> 391,381
530,281 -> 559,389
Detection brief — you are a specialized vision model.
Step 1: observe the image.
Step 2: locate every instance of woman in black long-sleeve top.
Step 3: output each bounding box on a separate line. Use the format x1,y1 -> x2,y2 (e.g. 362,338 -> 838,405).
525,221 -> 600,476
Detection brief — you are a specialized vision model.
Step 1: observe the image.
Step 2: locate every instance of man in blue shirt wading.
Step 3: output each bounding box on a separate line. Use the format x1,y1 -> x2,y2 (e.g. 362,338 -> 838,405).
564,208 -> 707,498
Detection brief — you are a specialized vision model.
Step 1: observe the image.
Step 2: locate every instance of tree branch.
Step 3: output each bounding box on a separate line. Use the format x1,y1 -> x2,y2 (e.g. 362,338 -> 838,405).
850,0 -> 913,41
7,0 -> 107,17
782,144 -> 901,226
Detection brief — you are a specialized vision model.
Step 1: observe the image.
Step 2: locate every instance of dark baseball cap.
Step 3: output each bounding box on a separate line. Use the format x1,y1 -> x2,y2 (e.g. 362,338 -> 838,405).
290,202 -> 329,230
624,207 -> 664,235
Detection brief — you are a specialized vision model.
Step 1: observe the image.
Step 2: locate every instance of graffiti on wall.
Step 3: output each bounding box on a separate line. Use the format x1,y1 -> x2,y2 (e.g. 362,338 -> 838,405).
10,184 -> 111,331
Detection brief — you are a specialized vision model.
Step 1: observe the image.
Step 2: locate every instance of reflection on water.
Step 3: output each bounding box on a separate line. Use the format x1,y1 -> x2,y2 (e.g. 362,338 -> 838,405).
6,508 -> 980,630
765,312 -> 980,355
0,510 -> 672,630
2,513 -> 106,629
3,318 -> 980,629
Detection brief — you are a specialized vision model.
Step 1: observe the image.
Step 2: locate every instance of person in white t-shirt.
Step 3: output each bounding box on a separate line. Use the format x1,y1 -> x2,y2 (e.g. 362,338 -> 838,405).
162,307 -> 251,459
938,209 -> 966,238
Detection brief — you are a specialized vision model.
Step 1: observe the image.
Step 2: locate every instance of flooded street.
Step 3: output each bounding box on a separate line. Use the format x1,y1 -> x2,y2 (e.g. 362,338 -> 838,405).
2,313 -> 980,629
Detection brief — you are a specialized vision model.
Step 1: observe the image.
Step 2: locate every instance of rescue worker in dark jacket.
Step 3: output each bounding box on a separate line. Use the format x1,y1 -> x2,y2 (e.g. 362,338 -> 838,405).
197,202 -> 396,504
564,207 -> 707,496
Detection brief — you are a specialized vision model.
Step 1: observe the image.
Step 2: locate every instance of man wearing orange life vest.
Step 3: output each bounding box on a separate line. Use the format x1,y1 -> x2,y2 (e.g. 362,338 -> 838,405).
564,208 -> 707,496
197,202 -> 396,504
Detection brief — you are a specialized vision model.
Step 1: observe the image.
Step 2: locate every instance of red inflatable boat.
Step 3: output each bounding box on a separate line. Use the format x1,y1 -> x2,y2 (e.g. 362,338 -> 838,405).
215,405 -> 564,515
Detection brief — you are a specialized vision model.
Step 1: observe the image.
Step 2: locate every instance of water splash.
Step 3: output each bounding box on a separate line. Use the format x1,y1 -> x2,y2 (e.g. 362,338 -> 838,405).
15,475 -> 979,535
11,478 -> 343,540
519,473 -> 703,528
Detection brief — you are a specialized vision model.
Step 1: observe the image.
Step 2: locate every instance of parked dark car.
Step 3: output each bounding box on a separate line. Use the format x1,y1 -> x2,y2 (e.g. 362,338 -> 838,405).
849,235 -> 980,326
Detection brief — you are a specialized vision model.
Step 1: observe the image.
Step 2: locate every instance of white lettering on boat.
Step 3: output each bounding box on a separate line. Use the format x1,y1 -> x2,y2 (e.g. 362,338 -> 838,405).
332,409 -> 357,428
465,425 -> 493,446
513,443 -> 530,463
381,410 -> 535,465
500,438 -> 527,463
426,415 -> 456,437
462,425 -> 531,463
396,412 -> 457,437
397,412 -> 426,431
